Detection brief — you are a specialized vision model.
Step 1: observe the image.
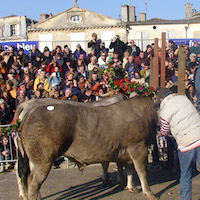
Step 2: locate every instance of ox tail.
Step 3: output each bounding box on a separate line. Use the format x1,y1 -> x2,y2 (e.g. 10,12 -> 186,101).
14,101 -> 30,122
15,138 -> 30,199
14,103 -> 24,121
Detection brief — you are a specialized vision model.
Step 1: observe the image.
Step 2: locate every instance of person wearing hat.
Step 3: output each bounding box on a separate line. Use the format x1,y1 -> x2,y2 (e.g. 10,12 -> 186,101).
157,88 -> 200,200
100,42 -> 109,54
144,45 -> 153,58
88,33 -> 102,58
109,35 -> 127,61
74,44 -> 87,60
17,48 -> 29,67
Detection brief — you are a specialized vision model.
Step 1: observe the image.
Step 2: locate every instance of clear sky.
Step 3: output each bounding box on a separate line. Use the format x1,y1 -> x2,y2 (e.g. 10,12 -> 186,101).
1,0 -> 200,21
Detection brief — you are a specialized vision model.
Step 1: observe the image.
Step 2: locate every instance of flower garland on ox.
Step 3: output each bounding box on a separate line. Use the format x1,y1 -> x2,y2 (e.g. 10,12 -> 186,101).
103,58 -> 125,91
118,79 -> 155,97
103,58 -> 155,97
0,116 -> 21,141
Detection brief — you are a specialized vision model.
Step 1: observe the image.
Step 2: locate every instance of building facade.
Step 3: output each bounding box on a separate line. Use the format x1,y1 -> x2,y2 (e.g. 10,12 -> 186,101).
1,2 -> 200,52
0,15 -> 37,42
28,5 -> 126,52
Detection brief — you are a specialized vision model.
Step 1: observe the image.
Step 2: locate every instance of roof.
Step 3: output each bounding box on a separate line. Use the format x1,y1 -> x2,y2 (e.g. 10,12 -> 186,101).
2,15 -> 18,18
127,17 -> 200,25
28,24 -> 126,32
35,6 -> 119,26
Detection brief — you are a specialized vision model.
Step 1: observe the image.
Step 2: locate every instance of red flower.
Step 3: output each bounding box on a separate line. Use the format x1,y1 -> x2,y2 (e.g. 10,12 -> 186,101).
122,87 -> 126,92
131,88 -> 135,92
118,79 -> 125,85
114,81 -> 120,87
150,86 -> 155,92
125,85 -> 129,90
110,65 -> 114,68
124,78 -> 130,83
145,92 -> 149,95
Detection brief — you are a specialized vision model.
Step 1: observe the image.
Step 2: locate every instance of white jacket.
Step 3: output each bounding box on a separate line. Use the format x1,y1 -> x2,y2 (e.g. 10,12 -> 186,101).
160,94 -> 200,148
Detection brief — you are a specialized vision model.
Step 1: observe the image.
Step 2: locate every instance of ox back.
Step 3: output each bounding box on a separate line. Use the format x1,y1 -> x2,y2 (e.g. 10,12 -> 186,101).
20,96 -> 157,164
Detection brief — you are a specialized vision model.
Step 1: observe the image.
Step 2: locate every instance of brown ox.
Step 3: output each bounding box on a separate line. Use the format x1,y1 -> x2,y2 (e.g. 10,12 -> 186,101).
15,94 -> 128,186
16,96 -> 157,200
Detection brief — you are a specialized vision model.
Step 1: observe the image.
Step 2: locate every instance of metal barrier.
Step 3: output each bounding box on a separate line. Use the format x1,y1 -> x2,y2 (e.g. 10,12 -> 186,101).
38,39 -> 159,53
0,124 -> 18,165
0,124 -> 71,169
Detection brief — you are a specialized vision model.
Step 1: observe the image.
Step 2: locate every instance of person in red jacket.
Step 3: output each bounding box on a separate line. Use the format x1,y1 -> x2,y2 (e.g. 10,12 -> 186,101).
46,60 -> 62,76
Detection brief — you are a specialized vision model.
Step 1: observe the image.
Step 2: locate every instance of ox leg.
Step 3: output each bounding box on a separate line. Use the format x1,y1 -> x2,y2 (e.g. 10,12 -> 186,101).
124,163 -> 139,193
116,162 -> 125,186
128,142 -> 157,200
16,161 -> 28,200
101,162 -> 111,186
27,161 -> 51,200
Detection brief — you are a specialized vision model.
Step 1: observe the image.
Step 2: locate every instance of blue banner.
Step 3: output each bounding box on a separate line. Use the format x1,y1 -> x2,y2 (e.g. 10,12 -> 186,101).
0,41 -> 38,54
169,39 -> 200,47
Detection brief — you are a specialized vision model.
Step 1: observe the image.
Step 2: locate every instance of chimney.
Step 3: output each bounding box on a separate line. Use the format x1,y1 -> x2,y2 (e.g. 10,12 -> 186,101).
121,5 -> 129,22
185,3 -> 193,19
139,13 -> 146,21
129,5 -> 136,21
40,13 -> 51,22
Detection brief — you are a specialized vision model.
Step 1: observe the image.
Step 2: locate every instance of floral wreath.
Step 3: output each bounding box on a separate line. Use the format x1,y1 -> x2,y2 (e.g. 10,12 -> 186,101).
103,58 -> 155,97
0,116 -> 21,141
117,79 -> 155,97
103,58 -> 125,90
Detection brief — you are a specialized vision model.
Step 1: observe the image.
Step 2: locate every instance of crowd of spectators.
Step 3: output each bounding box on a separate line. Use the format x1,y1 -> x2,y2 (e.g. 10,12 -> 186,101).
0,33 -> 200,176
0,34 -> 199,126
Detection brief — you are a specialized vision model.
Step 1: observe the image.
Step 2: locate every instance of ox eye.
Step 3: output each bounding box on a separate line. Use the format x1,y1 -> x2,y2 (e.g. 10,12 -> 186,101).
47,106 -> 55,111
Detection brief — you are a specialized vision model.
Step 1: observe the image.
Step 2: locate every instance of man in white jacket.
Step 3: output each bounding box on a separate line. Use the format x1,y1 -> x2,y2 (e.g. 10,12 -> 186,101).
157,88 -> 200,200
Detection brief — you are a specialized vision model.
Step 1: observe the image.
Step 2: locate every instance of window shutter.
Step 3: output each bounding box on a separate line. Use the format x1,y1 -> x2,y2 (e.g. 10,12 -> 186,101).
16,24 -> 20,36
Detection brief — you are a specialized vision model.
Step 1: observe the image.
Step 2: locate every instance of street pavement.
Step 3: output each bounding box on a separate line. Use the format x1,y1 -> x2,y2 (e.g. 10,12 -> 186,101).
0,163 -> 200,200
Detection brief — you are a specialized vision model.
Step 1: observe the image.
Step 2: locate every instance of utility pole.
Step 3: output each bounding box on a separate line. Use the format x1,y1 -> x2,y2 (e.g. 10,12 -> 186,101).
178,47 -> 186,95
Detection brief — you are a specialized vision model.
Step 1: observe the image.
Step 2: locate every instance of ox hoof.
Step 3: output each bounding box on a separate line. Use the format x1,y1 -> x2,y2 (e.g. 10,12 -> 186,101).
18,196 -> 23,200
124,186 -> 139,194
145,193 -> 158,200
117,180 -> 125,186
102,179 -> 112,187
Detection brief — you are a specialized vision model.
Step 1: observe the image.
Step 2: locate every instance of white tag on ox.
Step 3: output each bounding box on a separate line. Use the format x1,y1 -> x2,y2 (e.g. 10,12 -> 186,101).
47,106 -> 55,111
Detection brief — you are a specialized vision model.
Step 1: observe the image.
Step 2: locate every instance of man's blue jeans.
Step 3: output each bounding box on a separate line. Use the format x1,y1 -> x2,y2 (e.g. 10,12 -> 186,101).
178,146 -> 200,200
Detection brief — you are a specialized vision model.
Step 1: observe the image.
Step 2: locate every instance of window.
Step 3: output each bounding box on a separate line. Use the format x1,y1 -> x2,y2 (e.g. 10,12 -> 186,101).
70,32 -> 85,52
39,34 -> 53,52
10,24 -> 20,36
71,16 -> 82,22
101,31 -> 116,48
136,32 -> 149,51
